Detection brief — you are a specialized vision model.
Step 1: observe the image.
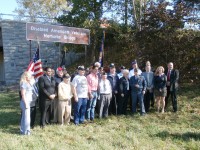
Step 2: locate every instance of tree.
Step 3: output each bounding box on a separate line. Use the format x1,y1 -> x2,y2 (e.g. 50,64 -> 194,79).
174,0 -> 200,29
15,0 -> 70,22
133,1 -> 200,81
57,0 -> 109,63
132,0 -> 150,31
105,0 -> 133,26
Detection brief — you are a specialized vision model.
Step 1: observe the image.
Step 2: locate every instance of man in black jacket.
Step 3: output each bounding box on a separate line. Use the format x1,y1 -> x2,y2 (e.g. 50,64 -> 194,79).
107,63 -> 119,115
38,67 -> 56,128
165,62 -> 179,112
118,69 -> 130,115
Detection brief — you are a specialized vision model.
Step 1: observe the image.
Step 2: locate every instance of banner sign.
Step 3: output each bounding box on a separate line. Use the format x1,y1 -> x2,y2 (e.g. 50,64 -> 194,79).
26,22 -> 90,45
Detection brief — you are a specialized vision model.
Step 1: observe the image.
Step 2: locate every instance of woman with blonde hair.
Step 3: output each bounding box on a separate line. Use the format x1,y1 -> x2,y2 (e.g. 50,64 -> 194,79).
154,66 -> 167,113
19,71 -> 33,135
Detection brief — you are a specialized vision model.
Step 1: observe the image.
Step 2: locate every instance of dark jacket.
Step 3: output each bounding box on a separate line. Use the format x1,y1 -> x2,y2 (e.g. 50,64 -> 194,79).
165,69 -> 179,91
54,74 -> 63,94
119,77 -> 130,95
38,74 -> 56,100
107,73 -> 119,92
130,75 -> 147,93
141,71 -> 154,89
154,74 -> 167,90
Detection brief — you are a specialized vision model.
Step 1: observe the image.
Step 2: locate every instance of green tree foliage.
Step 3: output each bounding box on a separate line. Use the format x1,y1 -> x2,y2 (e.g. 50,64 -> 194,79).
57,0 -> 110,63
106,0 -> 133,26
131,0 -> 152,31
134,1 -> 200,81
15,0 -> 70,22
174,0 -> 200,29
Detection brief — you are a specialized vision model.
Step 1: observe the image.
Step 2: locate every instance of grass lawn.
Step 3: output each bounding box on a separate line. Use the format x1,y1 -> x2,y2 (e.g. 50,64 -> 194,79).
0,84 -> 199,150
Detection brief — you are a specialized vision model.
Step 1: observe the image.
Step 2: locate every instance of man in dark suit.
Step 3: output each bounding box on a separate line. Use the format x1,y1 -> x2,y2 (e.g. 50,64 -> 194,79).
107,63 -> 119,115
165,62 -> 179,112
38,67 -> 56,128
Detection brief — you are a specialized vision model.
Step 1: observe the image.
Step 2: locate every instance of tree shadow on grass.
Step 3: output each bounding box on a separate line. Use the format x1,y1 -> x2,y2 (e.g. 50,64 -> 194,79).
179,84 -> 200,99
154,131 -> 200,141
0,110 -> 21,134
0,92 -> 21,134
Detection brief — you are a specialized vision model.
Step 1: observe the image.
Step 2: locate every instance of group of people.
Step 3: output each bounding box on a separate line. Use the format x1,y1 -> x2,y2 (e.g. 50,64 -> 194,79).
19,60 -> 179,135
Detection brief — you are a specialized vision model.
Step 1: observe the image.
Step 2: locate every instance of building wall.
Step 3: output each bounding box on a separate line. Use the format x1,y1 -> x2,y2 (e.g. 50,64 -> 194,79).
0,20 -> 83,85
0,50 -> 4,83
0,27 -> 2,47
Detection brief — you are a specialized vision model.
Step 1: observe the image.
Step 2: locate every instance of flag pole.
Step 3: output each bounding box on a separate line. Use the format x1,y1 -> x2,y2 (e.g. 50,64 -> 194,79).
29,40 -> 32,61
85,45 -> 87,65
100,19 -> 108,67
64,48 -> 66,66
37,39 -> 40,59
102,29 -> 105,67
59,43 -> 61,67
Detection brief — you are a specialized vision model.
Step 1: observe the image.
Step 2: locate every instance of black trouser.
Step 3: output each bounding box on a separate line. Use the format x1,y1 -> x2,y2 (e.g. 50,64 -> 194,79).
144,90 -> 154,112
165,86 -> 178,112
39,99 -> 52,127
118,92 -> 130,115
109,92 -> 118,115
30,105 -> 36,128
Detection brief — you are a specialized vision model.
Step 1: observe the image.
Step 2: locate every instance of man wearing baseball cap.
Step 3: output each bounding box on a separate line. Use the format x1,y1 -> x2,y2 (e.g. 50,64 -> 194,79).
129,60 -> 142,79
58,73 -> 73,125
117,66 -> 126,79
72,65 -> 88,125
130,68 -> 147,116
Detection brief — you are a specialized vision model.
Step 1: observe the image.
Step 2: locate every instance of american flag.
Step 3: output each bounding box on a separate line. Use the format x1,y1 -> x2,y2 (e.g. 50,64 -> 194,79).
27,47 -> 43,79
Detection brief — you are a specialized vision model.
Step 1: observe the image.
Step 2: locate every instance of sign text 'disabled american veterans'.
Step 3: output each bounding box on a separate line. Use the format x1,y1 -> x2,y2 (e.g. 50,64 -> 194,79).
26,23 -> 90,45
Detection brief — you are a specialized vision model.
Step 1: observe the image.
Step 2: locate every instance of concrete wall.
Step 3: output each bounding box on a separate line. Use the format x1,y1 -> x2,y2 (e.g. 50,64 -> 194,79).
0,20 -> 84,85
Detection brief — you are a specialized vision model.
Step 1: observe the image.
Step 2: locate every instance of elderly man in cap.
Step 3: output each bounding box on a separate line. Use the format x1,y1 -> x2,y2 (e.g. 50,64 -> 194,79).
107,63 -> 119,115
129,60 -> 142,79
72,66 -> 88,125
130,68 -> 147,116
58,73 -> 74,125
98,72 -> 112,118
128,60 -> 142,111
117,66 -> 126,79
52,67 -> 64,123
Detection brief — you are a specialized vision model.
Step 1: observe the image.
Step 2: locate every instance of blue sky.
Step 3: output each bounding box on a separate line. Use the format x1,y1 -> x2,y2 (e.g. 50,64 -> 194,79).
0,0 -> 17,14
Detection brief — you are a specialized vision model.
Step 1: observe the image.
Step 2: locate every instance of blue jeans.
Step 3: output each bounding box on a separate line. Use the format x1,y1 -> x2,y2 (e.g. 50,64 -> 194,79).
74,98 -> 87,125
20,100 -> 31,135
131,92 -> 145,114
86,91 -> 97,120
